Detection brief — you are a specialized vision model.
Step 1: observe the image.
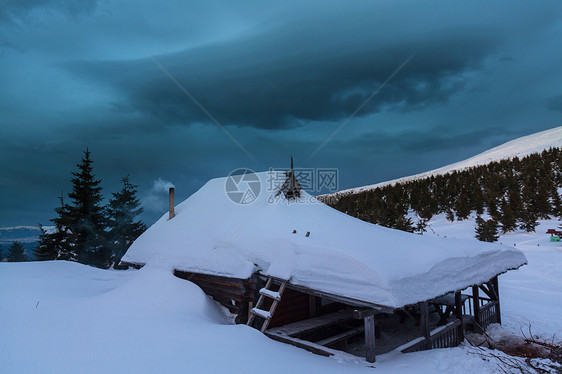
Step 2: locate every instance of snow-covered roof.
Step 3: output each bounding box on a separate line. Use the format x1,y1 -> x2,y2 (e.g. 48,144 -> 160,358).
123,172 -> 527,309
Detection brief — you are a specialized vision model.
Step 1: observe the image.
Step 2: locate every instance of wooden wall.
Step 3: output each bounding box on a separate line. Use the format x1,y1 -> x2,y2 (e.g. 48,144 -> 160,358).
173,270 -> 257,323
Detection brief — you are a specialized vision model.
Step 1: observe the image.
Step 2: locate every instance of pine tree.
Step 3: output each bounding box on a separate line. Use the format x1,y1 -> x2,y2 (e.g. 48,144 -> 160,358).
415,218 -> 428,234
499,198 -> 517,233
7,241 -> 28,262
454,190 -> 471,220
519,210 -> 538,232
446,209 -> 455,222
34,224 -> 57,261
51,196 -> 75,261
36,192 -> 75,261
475,216 -> 500,242
0,245 -> 4,262
67,149 -> 109,268
106,175 -> 147,267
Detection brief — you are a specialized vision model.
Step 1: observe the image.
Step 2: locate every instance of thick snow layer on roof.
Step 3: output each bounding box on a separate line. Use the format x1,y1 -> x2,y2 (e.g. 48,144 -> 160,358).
123,172 -> 527,308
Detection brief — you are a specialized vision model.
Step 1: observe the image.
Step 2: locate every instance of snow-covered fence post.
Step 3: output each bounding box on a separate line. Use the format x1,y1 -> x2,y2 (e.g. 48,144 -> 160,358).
169,187 -> 175,219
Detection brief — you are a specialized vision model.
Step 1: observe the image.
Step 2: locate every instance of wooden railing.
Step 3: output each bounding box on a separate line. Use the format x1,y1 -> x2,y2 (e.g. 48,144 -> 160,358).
478,300 -> 498,330
402,319 -> 463,353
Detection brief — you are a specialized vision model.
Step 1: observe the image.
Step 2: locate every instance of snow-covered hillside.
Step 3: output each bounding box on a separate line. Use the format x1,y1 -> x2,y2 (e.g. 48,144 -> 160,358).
1,218 -> 561,373
326,126 -> 562,199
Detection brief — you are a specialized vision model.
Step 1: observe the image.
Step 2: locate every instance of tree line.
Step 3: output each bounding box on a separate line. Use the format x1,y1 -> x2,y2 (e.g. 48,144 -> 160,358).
0,242 -> 29,262
326,148 -> 562,242
30,149 -> 147,268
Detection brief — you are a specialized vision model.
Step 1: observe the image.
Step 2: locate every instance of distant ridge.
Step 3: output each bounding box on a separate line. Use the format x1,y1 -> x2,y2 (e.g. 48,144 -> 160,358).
324,126 -> 562,199
0,226 -> 40,231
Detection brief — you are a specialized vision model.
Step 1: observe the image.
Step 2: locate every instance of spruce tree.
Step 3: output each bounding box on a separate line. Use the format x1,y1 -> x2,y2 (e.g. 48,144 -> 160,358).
519,210 -> 538,232
446,209 -> 455,222
415,218 -> 428,234
499,198 -> 517,233
106,175 -> 147,267
36,192 -> 76,261
67,149 -> 109,268
34,224 -> 58,261
454,192 -> 471,220
7,241 -> 28,262
475,216 -> 499,242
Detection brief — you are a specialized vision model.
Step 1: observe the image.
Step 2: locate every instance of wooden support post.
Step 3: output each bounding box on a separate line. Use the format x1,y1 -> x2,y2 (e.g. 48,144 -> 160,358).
248,301 -> 254,322
420,301 -> 430,349
309,295 -> 318,318
364,315 -> 376,363
472,285 -> 480,328
492,276 -> 501,324
454,291 -> 465,341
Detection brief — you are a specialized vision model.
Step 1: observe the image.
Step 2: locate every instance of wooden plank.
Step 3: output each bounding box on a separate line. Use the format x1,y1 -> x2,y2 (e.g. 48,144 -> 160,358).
260,288 -> 281,301
267,309 -> 355,337
364,315 -> 376,363
316,326 -> 365,347
264,332 -> 335,357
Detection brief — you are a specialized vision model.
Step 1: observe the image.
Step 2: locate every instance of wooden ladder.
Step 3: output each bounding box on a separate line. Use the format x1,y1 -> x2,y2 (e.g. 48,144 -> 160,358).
247,277 -> 288,332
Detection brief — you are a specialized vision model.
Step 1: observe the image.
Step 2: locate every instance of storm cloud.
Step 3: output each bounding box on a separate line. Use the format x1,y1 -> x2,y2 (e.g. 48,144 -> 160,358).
1,1 -> 562,227
68,25 -> 496,130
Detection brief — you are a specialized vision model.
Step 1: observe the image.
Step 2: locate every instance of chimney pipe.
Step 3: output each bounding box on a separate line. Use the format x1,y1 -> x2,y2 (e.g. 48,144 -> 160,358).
169,187 -> 175,220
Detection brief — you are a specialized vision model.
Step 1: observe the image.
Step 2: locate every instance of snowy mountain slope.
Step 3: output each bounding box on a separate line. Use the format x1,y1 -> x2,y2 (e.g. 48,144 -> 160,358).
326,126 -> 562,199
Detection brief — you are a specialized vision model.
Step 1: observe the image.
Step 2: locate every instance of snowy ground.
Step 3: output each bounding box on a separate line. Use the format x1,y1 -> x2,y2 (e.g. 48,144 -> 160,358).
426,214 -> 562,339
1,217 -> 561,373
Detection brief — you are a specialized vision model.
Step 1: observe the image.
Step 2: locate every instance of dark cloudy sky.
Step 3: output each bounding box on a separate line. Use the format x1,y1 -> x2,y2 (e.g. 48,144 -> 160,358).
1,1 -> 562,227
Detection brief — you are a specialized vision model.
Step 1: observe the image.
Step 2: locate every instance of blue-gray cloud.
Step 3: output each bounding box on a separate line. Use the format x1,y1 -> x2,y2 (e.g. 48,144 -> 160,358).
0,1 -> 562,227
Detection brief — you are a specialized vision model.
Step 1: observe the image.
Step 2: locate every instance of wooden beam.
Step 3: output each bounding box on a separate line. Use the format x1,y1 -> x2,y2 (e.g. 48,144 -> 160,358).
353,308 -> 385,319
265,332 -> 334,357
454,291 -> 465,341
472,286 -> 480,328
309,295 -> 319,318
479,284 -> 494,299
420,301 -> 430,346
492,276 -> 501,324
486,280 -> 499,301
364,315 -> 376,363
257,275 -> 394,311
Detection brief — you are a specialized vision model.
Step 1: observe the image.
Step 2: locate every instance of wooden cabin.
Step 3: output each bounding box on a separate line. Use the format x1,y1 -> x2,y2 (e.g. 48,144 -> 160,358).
122,168 -> 527,363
